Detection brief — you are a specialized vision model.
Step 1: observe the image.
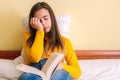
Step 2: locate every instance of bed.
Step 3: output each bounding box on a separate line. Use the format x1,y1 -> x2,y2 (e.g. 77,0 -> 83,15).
0,50 -> 120,80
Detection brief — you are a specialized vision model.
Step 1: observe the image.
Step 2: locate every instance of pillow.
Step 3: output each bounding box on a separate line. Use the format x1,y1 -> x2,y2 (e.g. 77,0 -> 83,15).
56,15 -> 71,38
23,15 -> 71,38
0,59 -> 23,80
13,48 -> 26,64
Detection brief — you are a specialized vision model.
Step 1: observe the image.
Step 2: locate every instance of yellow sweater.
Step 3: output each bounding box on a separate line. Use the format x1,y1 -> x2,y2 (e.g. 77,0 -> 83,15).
23,30 -> 82,79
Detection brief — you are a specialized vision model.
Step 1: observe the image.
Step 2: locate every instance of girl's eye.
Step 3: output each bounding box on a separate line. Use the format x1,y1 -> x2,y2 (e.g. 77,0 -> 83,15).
44,18 -> 48,20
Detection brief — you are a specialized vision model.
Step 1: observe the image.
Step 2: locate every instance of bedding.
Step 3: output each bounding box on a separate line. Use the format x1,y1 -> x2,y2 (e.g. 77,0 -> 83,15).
79,59 -> 120,80
0,50 -> 120,80
0,58 -> 120,80
0,59 -> 22,80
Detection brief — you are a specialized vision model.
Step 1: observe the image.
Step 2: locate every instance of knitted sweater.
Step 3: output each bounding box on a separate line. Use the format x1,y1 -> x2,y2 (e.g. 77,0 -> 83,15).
23,30 -> 81,79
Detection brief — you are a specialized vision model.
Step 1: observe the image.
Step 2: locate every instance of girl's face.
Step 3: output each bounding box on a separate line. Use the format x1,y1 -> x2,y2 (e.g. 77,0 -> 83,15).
34,8 -> 51,32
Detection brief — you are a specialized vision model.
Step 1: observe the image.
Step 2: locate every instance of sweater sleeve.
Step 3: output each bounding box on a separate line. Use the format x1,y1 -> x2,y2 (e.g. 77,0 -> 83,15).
63,37 -> 82,79
23,30 -> 44,63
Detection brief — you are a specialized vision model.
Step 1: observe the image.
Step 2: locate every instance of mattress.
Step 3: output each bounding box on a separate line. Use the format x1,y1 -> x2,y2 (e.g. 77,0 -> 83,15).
79,59 -> 120,80
0,59 -> 120,80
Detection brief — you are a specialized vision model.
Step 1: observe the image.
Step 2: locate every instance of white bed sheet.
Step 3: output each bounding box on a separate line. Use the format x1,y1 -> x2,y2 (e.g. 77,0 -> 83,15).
79,59 -> 120,80
0,59 -> 120,80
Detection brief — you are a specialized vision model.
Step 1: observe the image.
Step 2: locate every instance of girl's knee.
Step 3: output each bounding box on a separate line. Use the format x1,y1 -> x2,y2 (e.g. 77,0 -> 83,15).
18,73 -> 42,80
51,69 -> 72,80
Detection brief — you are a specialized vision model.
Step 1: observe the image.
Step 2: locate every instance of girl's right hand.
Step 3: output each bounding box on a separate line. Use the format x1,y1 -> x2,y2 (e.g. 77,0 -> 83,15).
30,17 -> 44,31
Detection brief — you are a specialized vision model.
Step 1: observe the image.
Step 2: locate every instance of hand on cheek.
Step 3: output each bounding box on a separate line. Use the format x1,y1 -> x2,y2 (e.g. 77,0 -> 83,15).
30,17 -> 44,31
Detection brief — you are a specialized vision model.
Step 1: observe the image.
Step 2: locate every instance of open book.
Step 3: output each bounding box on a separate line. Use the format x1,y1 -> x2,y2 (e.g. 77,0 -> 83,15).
16,53 -> 64,80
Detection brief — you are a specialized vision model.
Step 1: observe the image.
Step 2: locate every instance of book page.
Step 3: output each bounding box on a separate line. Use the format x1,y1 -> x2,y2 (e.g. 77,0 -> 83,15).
41,53 -> 64,79
16,64 -> 47,80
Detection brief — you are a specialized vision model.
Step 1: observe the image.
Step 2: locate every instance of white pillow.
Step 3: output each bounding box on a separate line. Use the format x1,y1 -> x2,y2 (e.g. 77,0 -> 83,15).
56,15 -> 71,38
23,15 -> 71,38
0,59 -> 23,80
13,48 -> 26,64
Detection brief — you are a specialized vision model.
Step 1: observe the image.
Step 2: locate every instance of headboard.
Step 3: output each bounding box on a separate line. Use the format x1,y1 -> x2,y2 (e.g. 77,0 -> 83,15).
0,50 -> 120,60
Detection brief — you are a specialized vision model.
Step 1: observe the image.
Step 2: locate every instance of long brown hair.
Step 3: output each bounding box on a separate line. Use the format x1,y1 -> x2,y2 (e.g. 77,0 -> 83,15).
27,2 -> 64,52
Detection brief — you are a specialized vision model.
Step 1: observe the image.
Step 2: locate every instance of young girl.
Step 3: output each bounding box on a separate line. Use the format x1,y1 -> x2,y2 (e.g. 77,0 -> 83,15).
18,2 -> 81,80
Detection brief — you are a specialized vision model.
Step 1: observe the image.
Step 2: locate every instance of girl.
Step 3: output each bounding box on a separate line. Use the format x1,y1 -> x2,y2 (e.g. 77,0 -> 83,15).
18,2 -> 81,80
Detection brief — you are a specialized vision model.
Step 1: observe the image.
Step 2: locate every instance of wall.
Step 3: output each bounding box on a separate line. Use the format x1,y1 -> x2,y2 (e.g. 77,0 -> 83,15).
0,0 -> 120,50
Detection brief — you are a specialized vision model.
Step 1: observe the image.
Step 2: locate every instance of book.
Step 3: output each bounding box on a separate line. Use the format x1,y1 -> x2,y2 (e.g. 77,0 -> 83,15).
16,53 -> 64,80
